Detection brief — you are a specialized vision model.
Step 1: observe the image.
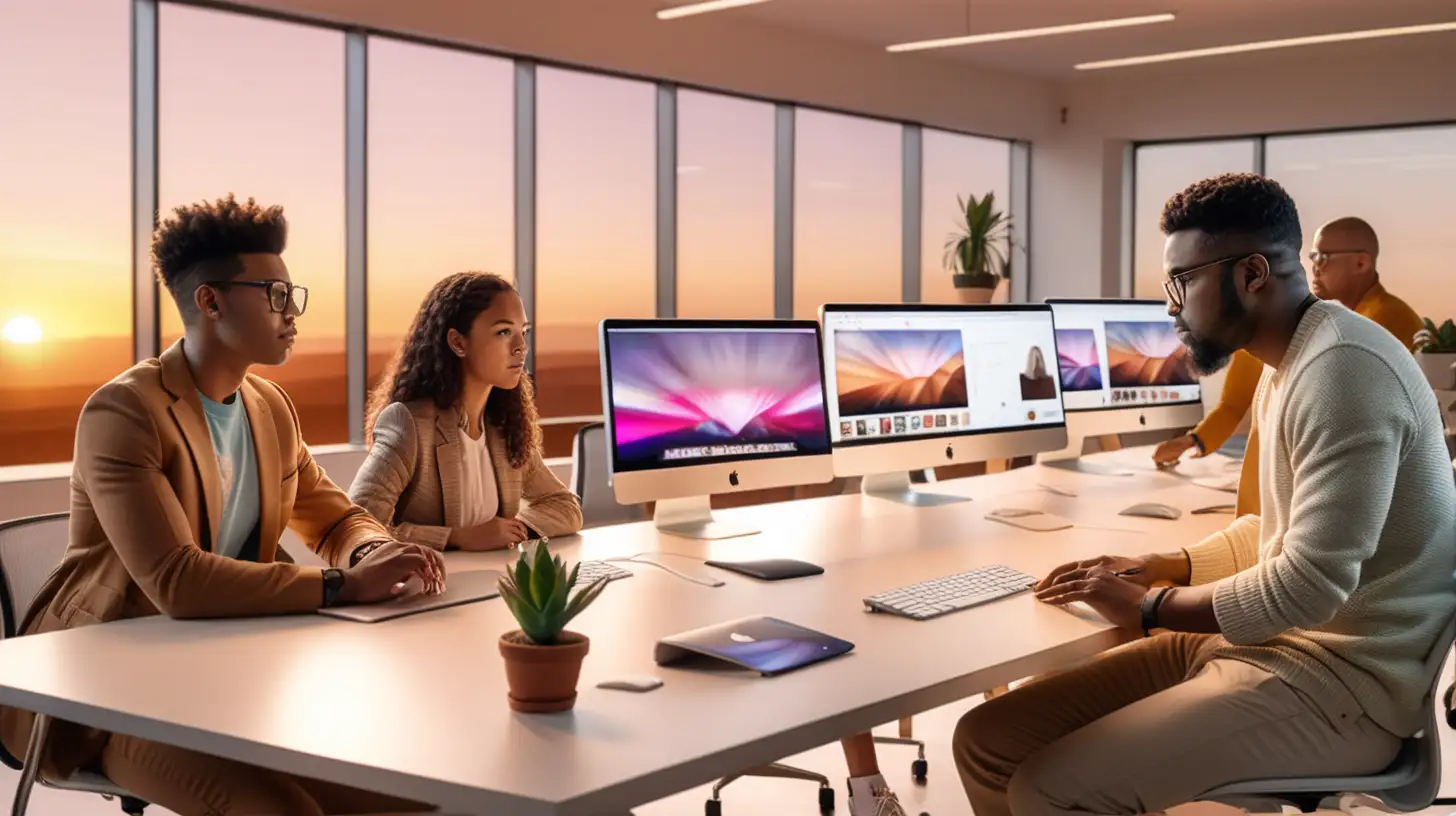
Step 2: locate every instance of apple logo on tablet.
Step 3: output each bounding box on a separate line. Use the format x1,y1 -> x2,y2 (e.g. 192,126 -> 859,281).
729,632 -> 756,643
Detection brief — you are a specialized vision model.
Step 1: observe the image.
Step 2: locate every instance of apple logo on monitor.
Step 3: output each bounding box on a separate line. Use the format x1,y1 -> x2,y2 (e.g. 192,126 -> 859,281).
729,632 -> 756,643
1139,413 -> 1147,426
728,470 -> 740,487
945,444 -> 954,461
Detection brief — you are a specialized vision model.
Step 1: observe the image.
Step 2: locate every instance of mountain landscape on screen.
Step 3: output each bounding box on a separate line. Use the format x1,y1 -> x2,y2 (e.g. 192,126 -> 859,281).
833,329 -> 969,416
1104,321 -> 1197,387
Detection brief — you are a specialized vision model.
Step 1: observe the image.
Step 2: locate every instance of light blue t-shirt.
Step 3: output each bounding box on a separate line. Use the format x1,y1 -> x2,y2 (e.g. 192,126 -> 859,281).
199,391 -> 260,560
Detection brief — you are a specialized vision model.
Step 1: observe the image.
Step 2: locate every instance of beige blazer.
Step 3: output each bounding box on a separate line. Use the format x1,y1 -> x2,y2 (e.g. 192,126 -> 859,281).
0,341 -> 390,778
350,400 -> 583,548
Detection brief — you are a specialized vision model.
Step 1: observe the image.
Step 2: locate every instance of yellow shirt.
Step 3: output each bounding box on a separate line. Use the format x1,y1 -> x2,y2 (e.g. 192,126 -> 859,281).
1189,280 -> 1423,516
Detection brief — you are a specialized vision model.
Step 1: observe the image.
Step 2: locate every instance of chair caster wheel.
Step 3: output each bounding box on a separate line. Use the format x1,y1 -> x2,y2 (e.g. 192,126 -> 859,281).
705,798 -> 722,816
912,758 -> 928,783
819,785 -> 836,812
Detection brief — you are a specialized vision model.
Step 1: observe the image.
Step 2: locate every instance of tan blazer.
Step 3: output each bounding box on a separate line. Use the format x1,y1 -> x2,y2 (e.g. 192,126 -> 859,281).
0,342 -> 391,777
350,400 -> 583,548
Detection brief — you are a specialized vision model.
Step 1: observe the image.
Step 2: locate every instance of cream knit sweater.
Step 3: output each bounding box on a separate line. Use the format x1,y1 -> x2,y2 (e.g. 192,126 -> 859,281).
1183,301 -> 1456,738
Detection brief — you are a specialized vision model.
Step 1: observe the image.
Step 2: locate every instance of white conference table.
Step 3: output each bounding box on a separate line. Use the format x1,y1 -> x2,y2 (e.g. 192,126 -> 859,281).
0,447 -> 1242,815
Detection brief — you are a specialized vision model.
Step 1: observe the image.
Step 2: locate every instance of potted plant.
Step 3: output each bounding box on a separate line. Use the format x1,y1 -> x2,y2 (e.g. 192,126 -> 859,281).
1413,318 -> 1456,391
945,192 -> 1014,304
497,539 -> 610,713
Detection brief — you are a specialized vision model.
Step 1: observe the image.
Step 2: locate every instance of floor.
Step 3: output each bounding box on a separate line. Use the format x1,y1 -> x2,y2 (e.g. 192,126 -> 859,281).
8,669 -> 1456,816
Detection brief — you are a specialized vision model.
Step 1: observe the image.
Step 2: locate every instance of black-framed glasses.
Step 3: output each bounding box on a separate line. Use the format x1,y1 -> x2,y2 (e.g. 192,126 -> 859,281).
1163,254 -> 1254,312
1307,249 -> 1367,266
209,279 -> 308,315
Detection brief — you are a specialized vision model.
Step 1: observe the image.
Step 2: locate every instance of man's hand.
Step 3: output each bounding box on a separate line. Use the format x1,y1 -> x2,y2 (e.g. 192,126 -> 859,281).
448,517 -> 529,552
1039,551 -> 1191,593
341,541 -> 446,604
1152,434 -> 1198,468
1034,565 -> 1147,630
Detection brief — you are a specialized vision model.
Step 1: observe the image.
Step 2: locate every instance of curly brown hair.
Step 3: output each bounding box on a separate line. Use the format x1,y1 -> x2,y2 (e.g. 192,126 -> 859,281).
152,194 -> 288,316
367,272 -> 540,469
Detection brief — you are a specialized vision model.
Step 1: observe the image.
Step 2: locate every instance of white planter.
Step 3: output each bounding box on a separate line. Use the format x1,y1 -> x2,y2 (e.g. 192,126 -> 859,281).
1417,352 -> 1456,390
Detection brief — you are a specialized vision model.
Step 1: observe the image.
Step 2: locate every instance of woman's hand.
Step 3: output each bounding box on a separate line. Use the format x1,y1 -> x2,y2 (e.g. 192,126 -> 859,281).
449,517 -> 530,552
1152,434 -> 1198,467
1034,565 -> 1148,630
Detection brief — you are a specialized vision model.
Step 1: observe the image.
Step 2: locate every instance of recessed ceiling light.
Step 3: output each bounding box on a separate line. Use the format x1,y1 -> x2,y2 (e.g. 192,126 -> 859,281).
657,0 -> 773,21
887,13 -> 1175,53
1076,22 -> 1456,69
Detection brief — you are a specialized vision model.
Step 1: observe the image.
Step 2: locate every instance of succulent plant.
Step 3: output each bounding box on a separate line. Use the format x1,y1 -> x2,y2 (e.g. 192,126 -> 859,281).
1414,318 -> 1456,354
498,538 -> 609,646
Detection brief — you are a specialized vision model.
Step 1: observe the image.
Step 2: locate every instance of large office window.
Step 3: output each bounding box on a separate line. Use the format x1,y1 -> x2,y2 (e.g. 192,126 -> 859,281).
158,4 -> 348,443
676,89 -> 776,318
921,129 -> 1012,304
366,38 -> 515,393
1132,140 -> 1258,299
793,109 -> 902,318
0,0 -> 132,467
535,67 -> 656,456
1266,126 -> 1456,331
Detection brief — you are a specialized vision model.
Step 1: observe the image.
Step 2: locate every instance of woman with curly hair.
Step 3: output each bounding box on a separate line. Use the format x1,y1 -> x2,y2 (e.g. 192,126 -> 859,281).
350,272 -> 582,552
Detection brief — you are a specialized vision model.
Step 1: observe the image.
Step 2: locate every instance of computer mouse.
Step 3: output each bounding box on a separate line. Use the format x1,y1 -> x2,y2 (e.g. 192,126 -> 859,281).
596,676 -> 664,693
1119,502 -> 1183,520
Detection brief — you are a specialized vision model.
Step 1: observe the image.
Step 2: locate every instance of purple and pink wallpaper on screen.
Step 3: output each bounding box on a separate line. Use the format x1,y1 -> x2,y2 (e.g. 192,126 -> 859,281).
606,329 -> 830,471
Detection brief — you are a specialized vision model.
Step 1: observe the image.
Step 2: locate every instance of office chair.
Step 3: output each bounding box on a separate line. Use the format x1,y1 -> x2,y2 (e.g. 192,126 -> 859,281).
0,512 -> 150,816
571,423 -> 649,529
1196,612 -> 1456,814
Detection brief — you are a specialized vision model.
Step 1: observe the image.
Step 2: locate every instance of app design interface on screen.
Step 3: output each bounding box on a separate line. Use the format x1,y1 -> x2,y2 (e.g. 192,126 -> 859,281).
604,327 -> 830,471
821,309 -> 1064,445
1048,302 -> 1201,412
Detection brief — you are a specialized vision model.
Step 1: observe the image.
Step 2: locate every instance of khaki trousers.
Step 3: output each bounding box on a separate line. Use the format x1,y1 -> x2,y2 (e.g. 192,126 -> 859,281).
98,732 -> 434,816
954,633 -> 1400,816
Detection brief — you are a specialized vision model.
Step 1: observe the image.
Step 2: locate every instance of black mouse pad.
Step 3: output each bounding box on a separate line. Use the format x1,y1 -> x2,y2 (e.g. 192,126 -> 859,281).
703,558 -> 824,581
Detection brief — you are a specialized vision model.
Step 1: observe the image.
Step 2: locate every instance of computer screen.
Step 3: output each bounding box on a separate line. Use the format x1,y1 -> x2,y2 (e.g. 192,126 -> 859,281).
600,322 -> 832,474
1046,299 -> 1201,413
820,305 -> 1065,447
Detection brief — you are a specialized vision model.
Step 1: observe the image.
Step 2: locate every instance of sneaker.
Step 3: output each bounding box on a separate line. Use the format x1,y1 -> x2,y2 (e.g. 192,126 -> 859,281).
847,773 -> 909,816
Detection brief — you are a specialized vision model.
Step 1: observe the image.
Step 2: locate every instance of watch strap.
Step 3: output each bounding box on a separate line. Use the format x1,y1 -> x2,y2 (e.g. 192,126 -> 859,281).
1141,586 -> 1172,637
322,568 -> 346,608
1189,432 -> 1207,456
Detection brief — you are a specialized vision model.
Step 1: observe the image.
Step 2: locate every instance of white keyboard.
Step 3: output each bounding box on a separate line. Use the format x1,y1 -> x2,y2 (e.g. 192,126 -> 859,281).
575,560 -> 634,584
864,565 -> 1037,621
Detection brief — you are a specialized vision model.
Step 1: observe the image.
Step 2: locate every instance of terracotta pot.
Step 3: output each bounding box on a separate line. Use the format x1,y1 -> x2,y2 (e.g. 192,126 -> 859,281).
499,630 -> 589,713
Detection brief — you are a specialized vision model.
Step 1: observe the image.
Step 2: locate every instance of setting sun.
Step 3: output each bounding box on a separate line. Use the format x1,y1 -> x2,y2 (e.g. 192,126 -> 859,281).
2,315 -> 43,345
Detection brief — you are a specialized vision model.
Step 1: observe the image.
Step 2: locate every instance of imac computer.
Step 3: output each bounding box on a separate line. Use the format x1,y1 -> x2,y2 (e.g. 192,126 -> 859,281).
598,319 -> 835,540
819,304 -> 1069,506
1039,298 -> 1204,475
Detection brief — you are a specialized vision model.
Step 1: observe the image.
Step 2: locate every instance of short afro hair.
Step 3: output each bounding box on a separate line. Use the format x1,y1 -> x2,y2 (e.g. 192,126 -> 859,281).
152,194 -> 288,311
1160,173 -> 1302,255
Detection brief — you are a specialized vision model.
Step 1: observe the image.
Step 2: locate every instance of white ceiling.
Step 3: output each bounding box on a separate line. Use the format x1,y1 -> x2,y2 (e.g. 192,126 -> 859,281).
654,0 -> 1456,78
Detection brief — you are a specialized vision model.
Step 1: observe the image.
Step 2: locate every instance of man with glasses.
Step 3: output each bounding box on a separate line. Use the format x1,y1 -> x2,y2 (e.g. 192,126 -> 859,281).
1152,216 -> 1424,516
953,174 -> 1456,816
0,195 -> 443,814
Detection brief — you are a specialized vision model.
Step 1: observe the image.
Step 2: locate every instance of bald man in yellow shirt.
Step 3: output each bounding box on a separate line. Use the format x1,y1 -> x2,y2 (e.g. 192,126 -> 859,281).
1153,216 -> 1424,514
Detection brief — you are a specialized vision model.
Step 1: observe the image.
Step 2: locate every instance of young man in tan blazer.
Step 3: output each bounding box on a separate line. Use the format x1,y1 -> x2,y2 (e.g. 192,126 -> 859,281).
0,195 -> 445,815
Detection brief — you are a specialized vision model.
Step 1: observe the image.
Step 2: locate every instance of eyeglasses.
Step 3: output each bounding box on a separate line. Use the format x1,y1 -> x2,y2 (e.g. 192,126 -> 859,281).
1307,249 -> 1367,266
208,279 -> 308,316
1162,254 -> 1252,313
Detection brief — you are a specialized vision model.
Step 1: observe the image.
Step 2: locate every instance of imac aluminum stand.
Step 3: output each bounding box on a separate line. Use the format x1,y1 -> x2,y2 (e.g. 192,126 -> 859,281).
653,495 -> 758,541
1035,434 -> 1135,477
860,471 -> 970,507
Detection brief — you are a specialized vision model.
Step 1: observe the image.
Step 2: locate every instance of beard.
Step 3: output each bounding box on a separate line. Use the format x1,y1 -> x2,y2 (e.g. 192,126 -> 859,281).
1179,268 -> 1252,375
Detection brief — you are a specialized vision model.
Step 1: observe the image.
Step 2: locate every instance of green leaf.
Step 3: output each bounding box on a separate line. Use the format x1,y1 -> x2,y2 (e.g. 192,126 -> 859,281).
513,554 -> 531,601
562,576 -> 610,626
529,542 -> 555,607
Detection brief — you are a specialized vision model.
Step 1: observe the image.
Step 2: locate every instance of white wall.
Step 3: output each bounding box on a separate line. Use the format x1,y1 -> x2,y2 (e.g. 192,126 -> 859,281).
1030,41 -> 1456,300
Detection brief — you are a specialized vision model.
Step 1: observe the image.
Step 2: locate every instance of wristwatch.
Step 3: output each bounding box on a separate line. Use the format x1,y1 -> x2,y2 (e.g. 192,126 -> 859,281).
1189,432 -> 1207,456
1141,586 -> 1172,636
322,568 -> 346,608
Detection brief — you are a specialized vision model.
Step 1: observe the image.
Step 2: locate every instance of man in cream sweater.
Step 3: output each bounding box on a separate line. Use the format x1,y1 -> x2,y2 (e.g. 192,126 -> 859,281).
953,172 -> 1456,816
